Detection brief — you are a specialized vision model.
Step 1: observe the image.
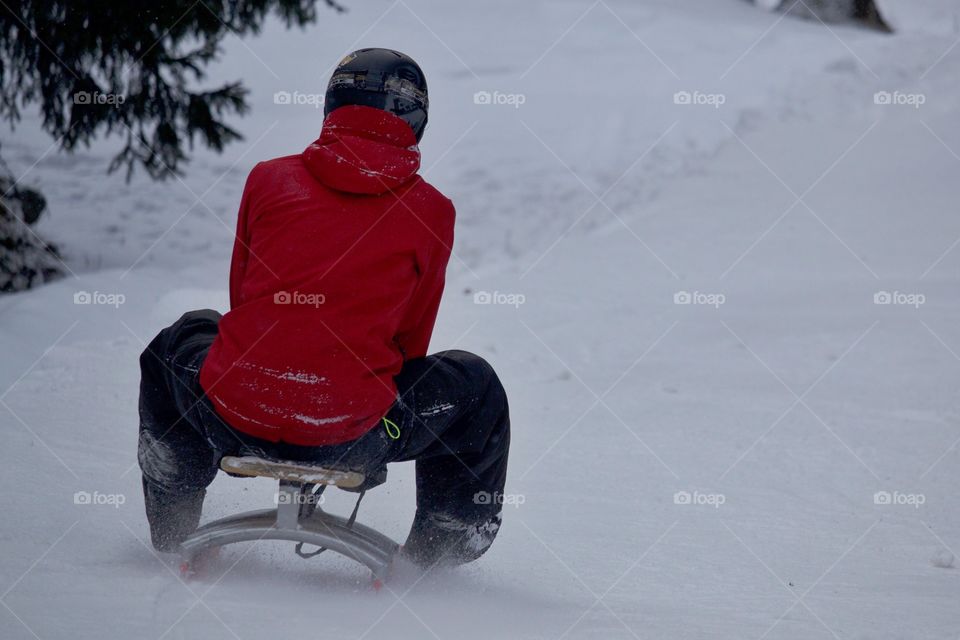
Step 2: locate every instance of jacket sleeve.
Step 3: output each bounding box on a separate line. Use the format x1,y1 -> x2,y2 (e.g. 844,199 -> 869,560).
228,165 -> 260,309
394,200 -> 455,360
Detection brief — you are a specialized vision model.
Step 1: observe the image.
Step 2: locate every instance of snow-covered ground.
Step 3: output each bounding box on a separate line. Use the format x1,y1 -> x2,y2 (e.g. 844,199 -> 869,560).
2,0 -> 959,638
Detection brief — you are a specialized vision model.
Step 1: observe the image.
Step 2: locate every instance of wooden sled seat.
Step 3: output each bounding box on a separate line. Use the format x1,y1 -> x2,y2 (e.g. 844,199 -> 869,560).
220,455 -> 365,489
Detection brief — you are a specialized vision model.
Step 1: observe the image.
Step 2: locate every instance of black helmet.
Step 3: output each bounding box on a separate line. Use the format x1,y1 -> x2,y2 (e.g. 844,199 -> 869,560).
324,48 -> 429,142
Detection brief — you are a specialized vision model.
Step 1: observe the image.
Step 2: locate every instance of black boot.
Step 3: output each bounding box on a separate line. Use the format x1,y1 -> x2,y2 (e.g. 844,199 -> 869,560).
402,511 -> 502,568
142,477 -> 205,553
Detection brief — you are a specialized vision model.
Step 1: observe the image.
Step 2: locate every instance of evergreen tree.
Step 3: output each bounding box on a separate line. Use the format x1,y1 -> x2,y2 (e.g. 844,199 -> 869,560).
0,0 -> 344,291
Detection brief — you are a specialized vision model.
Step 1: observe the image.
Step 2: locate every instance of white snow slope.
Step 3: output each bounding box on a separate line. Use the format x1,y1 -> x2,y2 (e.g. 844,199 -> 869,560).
2,0 -> 959,638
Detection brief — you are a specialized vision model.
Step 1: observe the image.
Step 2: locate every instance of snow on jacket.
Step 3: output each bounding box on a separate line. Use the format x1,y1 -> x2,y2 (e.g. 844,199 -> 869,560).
198,105 -> 455,446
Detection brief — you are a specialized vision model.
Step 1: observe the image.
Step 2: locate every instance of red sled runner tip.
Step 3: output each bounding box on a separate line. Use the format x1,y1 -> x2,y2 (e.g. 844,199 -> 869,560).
179,546 -> 220,580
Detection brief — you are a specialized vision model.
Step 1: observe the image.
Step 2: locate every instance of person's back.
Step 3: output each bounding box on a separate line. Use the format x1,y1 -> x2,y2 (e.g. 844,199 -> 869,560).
200,105 -> 453,445
137,48 -> 510,570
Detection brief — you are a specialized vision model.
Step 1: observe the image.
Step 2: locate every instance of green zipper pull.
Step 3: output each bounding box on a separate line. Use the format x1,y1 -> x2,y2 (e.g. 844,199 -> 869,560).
382,417 -> 401,440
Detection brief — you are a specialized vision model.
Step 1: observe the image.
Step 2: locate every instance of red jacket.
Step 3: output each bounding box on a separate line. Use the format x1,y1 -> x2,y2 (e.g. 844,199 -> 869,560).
199,105 -> 455,446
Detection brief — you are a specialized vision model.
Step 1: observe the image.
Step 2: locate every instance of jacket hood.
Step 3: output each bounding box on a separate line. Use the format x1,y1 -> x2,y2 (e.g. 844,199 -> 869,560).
302,105 -> 421,195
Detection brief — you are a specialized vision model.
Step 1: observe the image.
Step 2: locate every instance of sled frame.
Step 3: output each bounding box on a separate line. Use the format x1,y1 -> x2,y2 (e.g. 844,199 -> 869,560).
179,456 -> 398,583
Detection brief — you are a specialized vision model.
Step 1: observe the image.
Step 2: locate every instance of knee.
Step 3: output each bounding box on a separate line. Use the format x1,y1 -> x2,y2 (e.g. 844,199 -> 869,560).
443,350 -> 503,391
140,309 -> 221,371
166,309 -> 221,347
441,351 -> 508,422
177,309 -> 222,326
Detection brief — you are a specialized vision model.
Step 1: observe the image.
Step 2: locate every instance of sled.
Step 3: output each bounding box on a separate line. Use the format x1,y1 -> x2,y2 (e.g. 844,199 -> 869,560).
178,455 -> 398,589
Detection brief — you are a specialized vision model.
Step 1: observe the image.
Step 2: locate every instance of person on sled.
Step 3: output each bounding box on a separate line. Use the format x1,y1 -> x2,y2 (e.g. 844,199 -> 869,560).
137,48 -> 510,568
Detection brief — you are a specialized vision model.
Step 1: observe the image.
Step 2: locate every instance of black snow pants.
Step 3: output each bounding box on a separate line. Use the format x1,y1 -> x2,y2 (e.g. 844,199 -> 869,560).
137,309 -> 510,565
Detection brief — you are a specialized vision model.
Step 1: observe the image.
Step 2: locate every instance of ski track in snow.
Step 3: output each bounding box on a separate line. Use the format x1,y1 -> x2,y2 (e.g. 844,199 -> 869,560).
2,0 -> 960,638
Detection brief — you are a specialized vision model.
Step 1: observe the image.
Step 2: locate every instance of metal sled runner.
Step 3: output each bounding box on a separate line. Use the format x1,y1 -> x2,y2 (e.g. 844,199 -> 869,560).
178,456 -> 399,588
